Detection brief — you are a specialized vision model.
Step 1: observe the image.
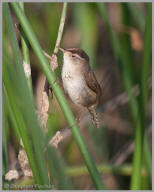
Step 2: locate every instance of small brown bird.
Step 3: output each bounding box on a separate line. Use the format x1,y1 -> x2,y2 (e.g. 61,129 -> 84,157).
59,47 -> 102,128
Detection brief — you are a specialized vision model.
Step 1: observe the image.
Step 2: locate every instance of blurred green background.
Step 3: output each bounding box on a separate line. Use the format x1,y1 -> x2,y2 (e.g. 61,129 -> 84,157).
3,2 -> 152,190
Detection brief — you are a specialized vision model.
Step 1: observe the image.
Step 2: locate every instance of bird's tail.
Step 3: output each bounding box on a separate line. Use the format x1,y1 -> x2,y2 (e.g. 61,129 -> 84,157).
88,106 -> 100,128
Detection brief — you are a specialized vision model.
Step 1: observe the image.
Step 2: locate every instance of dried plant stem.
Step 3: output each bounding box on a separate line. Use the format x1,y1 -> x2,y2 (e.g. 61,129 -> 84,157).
40,3 -> 68,131
44,2 -> 67,94
53,2 -> 67,55
43,50 -> 52,60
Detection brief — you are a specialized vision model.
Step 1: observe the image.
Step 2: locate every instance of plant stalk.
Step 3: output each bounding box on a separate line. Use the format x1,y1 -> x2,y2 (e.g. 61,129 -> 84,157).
19,2 -> 33,95
10,2 -> 105,189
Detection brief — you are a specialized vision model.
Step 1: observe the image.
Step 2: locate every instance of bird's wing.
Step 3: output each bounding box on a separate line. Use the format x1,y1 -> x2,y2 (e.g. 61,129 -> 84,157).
84,70 -> 102,97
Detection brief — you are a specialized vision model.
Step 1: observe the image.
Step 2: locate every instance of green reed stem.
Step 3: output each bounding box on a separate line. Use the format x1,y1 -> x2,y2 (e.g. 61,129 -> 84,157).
10,2 -> 105,189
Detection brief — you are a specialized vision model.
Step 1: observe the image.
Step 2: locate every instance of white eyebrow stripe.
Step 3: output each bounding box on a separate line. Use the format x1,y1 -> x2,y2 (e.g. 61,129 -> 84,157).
73,53 -> 84,59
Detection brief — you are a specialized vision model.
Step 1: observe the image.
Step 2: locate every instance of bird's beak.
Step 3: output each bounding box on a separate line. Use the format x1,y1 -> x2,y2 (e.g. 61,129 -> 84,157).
59,47 -> 66,53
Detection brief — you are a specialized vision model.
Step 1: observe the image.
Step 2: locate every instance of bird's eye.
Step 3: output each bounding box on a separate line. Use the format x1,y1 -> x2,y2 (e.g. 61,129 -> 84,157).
72,54 -> 76,58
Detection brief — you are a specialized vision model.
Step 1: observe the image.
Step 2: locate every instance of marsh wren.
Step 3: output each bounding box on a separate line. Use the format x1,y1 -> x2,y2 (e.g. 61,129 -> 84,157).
59,47 -> 102,128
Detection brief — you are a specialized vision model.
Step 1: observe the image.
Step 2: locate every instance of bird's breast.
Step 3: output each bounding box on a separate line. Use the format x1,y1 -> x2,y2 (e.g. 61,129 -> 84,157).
61,61 -> 97,107
62,68 -> 86,105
